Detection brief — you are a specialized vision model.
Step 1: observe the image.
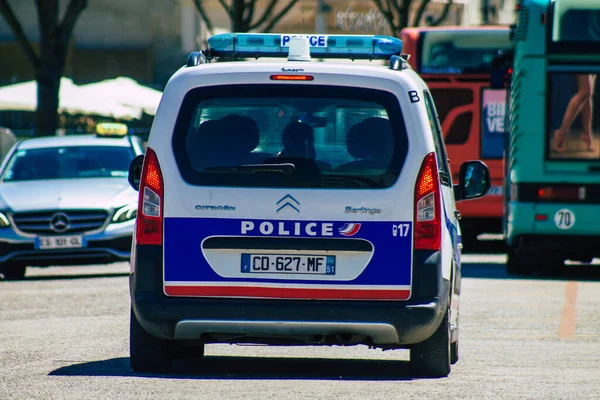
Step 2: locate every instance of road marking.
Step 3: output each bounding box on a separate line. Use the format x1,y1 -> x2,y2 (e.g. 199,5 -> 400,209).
559,281 -> 579,339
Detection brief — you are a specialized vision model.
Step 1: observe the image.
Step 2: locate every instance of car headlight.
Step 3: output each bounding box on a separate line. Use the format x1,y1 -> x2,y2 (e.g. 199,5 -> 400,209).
112,204 -> 138,223
0,212 -> 10,228
0,213 -> 10,228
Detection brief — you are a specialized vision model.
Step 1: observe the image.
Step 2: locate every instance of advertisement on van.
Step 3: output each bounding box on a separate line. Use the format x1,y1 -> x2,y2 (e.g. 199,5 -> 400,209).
481,88 -> 507,159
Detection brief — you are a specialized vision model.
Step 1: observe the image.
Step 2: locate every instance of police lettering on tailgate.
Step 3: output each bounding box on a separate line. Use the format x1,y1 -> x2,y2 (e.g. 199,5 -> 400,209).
241,220 -> 334,236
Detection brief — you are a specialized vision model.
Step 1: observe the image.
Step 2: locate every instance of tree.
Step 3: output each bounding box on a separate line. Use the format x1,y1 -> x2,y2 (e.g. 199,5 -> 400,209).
0,0 -> 88,137
193,0 -> 299,35
372,0 -> 454,37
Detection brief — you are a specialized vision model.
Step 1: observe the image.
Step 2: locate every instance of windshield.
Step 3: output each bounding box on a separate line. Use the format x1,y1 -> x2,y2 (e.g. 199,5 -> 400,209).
172,84 -> 408,189
552,4 -> 600,42
419,29 -> 512,74
1,145 -> 134,182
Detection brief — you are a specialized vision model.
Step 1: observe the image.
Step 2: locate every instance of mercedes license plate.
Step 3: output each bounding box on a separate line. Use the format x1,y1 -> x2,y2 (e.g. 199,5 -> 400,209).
36,236 -> 85,249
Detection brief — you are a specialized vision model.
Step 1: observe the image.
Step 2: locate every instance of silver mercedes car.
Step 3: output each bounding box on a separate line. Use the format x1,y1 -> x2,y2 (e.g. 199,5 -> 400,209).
0,128 -> 144,279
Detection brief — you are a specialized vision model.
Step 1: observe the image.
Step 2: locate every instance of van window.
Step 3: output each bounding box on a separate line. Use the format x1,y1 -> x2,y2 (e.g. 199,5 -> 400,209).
172,84 -> 409,189
423,91 -> 451,184
420,30 -> 512,74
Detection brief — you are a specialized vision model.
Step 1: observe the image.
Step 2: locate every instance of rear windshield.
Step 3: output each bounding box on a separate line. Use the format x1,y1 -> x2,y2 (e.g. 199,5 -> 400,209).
1,145 -> 134,182
419,30 -> 512,74
172,84 -> 409,189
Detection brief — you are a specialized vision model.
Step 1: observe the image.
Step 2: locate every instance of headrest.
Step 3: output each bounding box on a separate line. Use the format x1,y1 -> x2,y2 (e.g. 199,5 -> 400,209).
220,114 -> 260,153
346,122 -> 371,159
346,117 -> 394,160
187,119 -> 222,154
361,117 -> 394,157
281,122 -> 315,158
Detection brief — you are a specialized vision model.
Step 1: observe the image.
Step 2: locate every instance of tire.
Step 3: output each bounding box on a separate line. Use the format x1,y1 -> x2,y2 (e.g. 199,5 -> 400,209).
506,244 -> 533,276
450,340 -> 459,364
1,264 -> 26,280
507,242 -> 564,276
129,307 -> 173,373
410,311 -> 451,378
536,256 -> 565,277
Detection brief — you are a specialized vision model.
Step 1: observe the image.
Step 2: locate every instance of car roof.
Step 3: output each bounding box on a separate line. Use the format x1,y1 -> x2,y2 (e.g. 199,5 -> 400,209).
17,134 -> 134,150
403,25 -> 510,33
169,59 -> 420,90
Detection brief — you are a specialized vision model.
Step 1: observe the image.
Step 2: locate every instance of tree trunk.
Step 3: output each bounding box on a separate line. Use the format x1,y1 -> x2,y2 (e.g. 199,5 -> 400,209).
34,69 -> 61,137
231,0 -> 247,32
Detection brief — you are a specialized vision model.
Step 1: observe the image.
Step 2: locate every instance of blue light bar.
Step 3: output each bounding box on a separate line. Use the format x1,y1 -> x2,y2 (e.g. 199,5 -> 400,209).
207,33 -> 404,60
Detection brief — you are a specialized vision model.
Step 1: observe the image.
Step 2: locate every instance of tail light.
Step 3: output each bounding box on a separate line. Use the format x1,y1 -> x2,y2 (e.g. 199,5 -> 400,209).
136,147 -> 163,245
270,75 -> 314,81
414,152 -> 441,251
538,186 -> 585,201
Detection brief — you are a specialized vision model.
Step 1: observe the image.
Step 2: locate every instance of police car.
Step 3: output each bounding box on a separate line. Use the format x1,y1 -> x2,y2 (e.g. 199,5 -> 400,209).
127,33 -> 491,378
0,123 -> 143,279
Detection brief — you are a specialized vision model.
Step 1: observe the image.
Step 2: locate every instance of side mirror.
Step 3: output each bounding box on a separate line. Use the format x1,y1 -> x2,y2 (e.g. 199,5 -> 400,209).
454,160 -> 490,201
128,154 -> 145,191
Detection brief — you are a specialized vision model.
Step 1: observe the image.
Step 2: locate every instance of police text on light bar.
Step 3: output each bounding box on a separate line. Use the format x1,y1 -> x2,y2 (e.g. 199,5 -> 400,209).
207,33 -> 404,60
281,35 -> 328,47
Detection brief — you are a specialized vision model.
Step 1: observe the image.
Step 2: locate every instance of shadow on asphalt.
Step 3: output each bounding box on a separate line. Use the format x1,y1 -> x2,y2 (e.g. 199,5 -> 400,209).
1,271 -> 129,282
49,355 -> 418,381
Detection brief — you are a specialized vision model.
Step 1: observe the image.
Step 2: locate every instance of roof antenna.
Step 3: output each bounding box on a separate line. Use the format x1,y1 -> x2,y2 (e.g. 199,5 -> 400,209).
301,8 -> 305,34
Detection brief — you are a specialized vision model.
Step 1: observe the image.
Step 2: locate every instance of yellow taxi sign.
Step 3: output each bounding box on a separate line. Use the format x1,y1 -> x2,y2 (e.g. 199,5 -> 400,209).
96,122 -> 128,137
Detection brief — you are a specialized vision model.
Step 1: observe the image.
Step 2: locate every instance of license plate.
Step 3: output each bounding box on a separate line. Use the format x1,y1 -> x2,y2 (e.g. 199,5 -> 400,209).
36,235 -> 85,249
241,254 -> 336,275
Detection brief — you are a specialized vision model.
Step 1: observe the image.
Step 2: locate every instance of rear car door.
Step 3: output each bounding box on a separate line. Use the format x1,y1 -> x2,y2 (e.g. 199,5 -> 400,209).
146,77 -> 422,301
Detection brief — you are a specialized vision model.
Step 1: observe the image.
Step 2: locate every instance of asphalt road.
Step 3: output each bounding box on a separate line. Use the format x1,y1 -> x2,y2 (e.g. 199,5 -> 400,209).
1,255 -> 600,400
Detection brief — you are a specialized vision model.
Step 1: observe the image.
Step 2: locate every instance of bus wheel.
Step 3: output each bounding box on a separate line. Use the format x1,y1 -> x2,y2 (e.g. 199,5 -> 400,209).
506,244 -> 534,275
535,256 -> 565,277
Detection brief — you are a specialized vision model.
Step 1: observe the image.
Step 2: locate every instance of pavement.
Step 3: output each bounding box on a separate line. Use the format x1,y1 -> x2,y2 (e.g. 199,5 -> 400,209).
1,255 -> 599,400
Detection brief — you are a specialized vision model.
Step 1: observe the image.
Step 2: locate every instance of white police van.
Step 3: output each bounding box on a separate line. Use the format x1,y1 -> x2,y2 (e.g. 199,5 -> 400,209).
127,33 -> 490,378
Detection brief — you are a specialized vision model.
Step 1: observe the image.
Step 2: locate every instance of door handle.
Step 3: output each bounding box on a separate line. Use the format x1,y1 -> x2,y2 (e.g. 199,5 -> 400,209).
454,210 -> 462,220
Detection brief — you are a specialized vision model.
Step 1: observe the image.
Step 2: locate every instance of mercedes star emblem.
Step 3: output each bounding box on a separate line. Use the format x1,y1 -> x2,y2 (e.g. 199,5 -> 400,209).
50,212 -> 70,233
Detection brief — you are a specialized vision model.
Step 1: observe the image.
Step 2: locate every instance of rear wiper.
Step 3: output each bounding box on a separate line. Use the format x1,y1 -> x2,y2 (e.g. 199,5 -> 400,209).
205,163 -> 295,175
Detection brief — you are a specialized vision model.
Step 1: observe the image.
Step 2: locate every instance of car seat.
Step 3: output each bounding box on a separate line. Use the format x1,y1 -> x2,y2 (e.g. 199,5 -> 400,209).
279,122 -> 316,159
220,114 -> 270,164
335,117 -> 394,173
187,119 -> 228,170
277,122 -> 331,171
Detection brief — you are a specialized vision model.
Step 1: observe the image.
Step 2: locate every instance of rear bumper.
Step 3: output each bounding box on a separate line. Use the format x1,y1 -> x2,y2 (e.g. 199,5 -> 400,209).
130,246 -> 450,347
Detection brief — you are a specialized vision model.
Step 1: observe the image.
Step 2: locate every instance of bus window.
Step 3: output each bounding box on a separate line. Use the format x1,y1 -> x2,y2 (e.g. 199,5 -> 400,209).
548,71 -> 600,160
420,30 -> 512,74
553,8 -> 600,42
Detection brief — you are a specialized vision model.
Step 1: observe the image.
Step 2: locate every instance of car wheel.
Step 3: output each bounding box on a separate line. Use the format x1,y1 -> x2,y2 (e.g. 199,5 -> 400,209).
1,264 -> 26,280
450,339 -> 459,364
129,307 -> 173,373
410,310 -> 451,378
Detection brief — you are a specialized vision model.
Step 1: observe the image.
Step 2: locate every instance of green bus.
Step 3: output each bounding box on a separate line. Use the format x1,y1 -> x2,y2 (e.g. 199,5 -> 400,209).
497,0 -> 600,275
